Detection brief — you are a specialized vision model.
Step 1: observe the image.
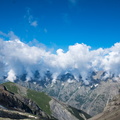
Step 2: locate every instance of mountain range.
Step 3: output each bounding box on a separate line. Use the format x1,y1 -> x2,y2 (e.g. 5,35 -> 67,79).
1,70 -> 120,119
11,70 -> 120,116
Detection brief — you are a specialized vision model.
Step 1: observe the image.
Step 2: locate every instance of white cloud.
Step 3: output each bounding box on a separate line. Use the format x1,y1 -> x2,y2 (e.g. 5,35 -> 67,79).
31,21 -> 38,27
25,8 -> 38,27
0,34 -> 120,83
0,31 -> 19,40
8,31 -> 19,40
6,69 -> 16,82
0,31 -> 8,37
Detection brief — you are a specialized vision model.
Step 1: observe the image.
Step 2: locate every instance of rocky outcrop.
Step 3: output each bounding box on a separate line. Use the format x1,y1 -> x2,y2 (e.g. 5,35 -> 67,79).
0,85 -> 50,119
49,98 -> 91,120
49,99 -> 79,120
0,108 -> 38,119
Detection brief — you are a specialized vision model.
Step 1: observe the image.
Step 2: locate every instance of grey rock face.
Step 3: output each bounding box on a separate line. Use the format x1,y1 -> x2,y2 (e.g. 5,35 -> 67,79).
49,99 -> 79,120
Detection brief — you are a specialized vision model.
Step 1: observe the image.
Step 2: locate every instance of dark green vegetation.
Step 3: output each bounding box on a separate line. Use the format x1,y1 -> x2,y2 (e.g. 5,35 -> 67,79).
2,82 -> 52,115
2,82 -> 19,94
68,106 -> 91,120
27,89 -> 51,115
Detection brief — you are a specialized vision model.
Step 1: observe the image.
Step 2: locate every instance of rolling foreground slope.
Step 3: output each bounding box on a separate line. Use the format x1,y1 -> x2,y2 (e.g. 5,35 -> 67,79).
0,82 -> 91,120
89,94 -> 120,120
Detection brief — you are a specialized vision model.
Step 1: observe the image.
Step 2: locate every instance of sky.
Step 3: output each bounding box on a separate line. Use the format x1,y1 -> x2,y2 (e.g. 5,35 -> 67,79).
0,0 -> 120,83
0,0 -> 120,50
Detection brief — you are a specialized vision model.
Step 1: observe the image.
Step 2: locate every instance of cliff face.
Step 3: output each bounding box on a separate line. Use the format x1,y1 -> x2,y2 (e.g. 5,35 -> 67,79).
89,94 -> 120,120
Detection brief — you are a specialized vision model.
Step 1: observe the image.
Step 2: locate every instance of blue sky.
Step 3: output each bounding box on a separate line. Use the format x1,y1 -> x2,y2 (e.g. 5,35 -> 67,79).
0,0 -> 120,50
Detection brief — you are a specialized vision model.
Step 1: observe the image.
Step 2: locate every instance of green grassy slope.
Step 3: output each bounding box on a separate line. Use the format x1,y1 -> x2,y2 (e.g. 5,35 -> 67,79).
2,82 -> 19,94
2,82 -> 52,115
27,89 -> 51,115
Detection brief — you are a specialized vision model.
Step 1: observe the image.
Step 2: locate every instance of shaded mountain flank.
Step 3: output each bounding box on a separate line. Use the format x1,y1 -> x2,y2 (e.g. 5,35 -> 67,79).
0,82 -> 91,120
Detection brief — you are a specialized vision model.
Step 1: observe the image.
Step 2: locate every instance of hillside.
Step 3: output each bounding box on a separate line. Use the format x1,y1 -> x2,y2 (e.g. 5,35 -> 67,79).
2,82 -> 52,115
89,94 -> 120,120
0,82 -> 91,120
0,83 -> 51,120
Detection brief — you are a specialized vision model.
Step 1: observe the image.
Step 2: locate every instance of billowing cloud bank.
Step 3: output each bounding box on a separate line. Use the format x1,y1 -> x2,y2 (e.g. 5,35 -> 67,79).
0,38 -> 120,83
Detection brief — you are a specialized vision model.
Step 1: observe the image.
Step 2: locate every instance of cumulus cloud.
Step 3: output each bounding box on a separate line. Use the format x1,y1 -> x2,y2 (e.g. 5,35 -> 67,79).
0,31 -> 19,40
0,40 -> 4,77
101,43 -> 120,75
6,69 -> 16,82
0,34 -> 120,83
